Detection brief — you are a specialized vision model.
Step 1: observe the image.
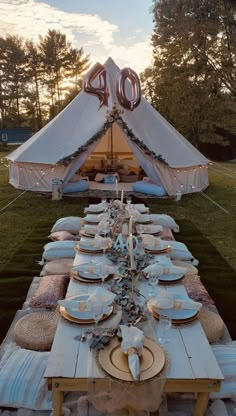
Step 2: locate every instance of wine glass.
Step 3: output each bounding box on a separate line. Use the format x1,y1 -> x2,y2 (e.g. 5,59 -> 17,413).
91,303 -> 104,332
148,271 -> 159,297
157,314 -> 172,345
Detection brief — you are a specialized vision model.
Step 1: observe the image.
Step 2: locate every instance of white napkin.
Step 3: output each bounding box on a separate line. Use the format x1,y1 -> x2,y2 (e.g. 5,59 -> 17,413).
150,288 -> 202,311
137,224 -> 163,234
141,234 -> 161,247
143,263 -> 187,277
120,325 -> 145,381
58,287 -> 116,312
97,219 -> 111,234
94,234 -> 112,248
85,204 -> 104,213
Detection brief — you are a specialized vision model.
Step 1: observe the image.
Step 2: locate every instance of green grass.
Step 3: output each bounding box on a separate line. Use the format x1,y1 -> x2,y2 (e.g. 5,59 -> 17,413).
0,148 -> 235,342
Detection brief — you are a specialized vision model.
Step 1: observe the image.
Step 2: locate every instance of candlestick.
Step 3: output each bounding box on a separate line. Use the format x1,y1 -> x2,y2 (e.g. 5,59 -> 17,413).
129,215 -> 133,235
129,233 -> 135,270
121,190 -> 124,205
115,178 -> 118,198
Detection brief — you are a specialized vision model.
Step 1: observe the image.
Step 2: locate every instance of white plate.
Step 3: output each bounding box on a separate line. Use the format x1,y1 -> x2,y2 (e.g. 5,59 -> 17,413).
158,272 -> 184,282
149,294 -> 198,320
71,265 -> 103,280
65,294 -> 110,320
77,241 -> 103,251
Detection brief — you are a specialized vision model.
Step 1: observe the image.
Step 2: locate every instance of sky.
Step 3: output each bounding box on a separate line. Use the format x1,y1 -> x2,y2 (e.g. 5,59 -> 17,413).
0,0 -> 154,74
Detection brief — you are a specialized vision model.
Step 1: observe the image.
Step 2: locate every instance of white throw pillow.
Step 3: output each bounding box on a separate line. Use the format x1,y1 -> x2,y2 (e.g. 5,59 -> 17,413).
210,343 -> 236,400
0,349 -> 52,410
51,217 -> 82,234
150,214 -> 179,232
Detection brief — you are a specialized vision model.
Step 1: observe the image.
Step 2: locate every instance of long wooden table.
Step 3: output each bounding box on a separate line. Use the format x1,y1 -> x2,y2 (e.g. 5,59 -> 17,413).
45,251 -> 223,416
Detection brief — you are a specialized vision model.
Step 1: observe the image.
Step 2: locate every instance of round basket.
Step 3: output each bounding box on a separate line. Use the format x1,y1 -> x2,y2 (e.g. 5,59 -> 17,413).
198,308 -> 224,343
14,311 -> 59,351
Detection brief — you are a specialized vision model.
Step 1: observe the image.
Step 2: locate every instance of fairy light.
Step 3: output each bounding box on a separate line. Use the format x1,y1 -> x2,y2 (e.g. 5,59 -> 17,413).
180,184 -> 184,188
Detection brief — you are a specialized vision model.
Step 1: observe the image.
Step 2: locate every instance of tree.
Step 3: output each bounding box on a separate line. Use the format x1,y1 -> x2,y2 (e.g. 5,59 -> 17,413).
142,0 -> 236,146
39,30 -> 89,114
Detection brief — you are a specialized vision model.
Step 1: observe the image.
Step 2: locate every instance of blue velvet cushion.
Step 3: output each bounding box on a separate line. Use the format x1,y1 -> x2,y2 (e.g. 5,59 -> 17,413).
132,181 -> 166,197
104,175 -> 116,184
63,180 -> 89,193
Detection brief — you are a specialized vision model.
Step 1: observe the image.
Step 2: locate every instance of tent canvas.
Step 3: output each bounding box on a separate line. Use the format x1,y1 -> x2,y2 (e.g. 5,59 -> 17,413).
7,57 -> 209,196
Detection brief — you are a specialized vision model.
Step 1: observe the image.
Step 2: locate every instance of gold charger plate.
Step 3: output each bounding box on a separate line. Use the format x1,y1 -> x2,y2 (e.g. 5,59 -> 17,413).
98,337 -> 165,382
147,303 -> 199,325
70,272 -> 113,284
75,246 -> 104,255
60,304 -> 113,324
79,230 -> 95,238
145,246 -> 171,254
158,277 -> 184,285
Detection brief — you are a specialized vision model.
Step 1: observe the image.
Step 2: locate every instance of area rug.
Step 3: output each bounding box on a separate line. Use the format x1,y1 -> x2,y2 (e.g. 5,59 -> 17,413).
0,218 -> 235,343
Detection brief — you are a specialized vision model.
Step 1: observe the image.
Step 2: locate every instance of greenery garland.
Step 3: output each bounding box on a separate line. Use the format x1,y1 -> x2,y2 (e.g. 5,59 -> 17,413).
57,108 -> 169,166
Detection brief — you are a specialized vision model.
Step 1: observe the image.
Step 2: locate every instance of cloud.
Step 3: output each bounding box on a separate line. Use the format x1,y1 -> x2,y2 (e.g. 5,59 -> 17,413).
97,39 -> 153,74
0,0 -> 152,73
0,0 -> 118,49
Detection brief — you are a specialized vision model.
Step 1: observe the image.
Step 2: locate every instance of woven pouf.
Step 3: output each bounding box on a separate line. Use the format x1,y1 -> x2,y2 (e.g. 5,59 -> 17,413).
14,311 -> 59,351
198,308 -> 224,343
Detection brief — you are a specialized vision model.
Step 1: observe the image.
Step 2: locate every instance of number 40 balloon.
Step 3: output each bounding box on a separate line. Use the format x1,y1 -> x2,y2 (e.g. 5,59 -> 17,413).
83,63 -> 141,111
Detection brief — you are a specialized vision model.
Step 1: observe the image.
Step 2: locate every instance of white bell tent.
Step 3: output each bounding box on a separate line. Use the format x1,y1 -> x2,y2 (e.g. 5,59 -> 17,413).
7,57 -> 209,196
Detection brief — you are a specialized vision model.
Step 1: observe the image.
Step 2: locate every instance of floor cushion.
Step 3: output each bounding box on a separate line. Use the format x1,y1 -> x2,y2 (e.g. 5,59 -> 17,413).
0,349 -> 52,410
210,343 -> 236,399
41,258 -> 74,276
48,231 -> 77,241
63,180 -> 89,193
120,174 -> 138,183
29,274 -> 69,309
132,181 -> 166,196
51,216 -> 82,234
14,311 -> 59,350
198,308 -> 224,343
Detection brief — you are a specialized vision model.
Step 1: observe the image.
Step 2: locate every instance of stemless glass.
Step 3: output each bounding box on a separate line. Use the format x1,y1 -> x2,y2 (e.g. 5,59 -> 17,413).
157,314 -> 172,345
148,271 -> 159,297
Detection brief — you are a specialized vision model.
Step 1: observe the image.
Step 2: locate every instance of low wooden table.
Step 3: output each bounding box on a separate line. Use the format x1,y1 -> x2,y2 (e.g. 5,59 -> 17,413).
45,253 -> 223,416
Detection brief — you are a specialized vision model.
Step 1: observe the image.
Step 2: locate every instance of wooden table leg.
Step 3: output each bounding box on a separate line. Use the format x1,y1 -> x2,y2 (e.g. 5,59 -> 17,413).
53,389 -> 64,416
193,392 -> 209,416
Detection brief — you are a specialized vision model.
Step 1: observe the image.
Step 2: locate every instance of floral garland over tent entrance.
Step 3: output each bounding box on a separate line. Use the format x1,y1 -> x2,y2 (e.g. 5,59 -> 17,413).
57,106 -> 168,167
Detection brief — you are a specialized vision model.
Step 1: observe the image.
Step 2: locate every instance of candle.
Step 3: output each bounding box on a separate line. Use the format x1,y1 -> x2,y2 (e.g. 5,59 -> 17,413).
121,190 -> 124,205
115,178 -> 118,198
129,234 -> 135,270
129,215 -> 133,234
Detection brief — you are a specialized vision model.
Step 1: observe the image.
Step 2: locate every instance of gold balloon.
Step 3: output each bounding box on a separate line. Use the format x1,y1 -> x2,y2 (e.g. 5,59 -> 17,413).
83,62 -> 109,108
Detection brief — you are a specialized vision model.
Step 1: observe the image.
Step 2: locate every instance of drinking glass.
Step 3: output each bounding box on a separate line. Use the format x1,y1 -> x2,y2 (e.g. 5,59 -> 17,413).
91,303 -> 104,331
157,315 -> 172,345
148,271 -> 159,297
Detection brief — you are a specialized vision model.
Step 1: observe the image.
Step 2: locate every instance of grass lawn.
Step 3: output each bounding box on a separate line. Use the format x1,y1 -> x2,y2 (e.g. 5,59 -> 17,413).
0,146 -> 235,342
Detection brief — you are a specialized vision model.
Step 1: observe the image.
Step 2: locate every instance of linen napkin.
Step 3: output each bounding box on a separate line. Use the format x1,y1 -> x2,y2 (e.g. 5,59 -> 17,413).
94,234 -> 112,249
58,287 -> 116,312
85,203 -> 104,213
149,288 -> 202,311
119,325 -> 145,381
141,234 -> 161,247
137,224 -> 163,234
143,263 -> 187,277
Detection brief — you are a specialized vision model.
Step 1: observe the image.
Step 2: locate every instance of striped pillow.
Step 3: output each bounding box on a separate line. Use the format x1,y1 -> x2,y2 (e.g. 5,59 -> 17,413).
0,349 -> 52,410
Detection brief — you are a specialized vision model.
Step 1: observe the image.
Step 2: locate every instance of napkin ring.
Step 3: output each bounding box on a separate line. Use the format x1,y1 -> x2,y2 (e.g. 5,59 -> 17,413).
127,347 -> 138,355
78,301 -> 87,311
163,268 -> 170,275
174,300 -> 182,310
88,267 -> 94,273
